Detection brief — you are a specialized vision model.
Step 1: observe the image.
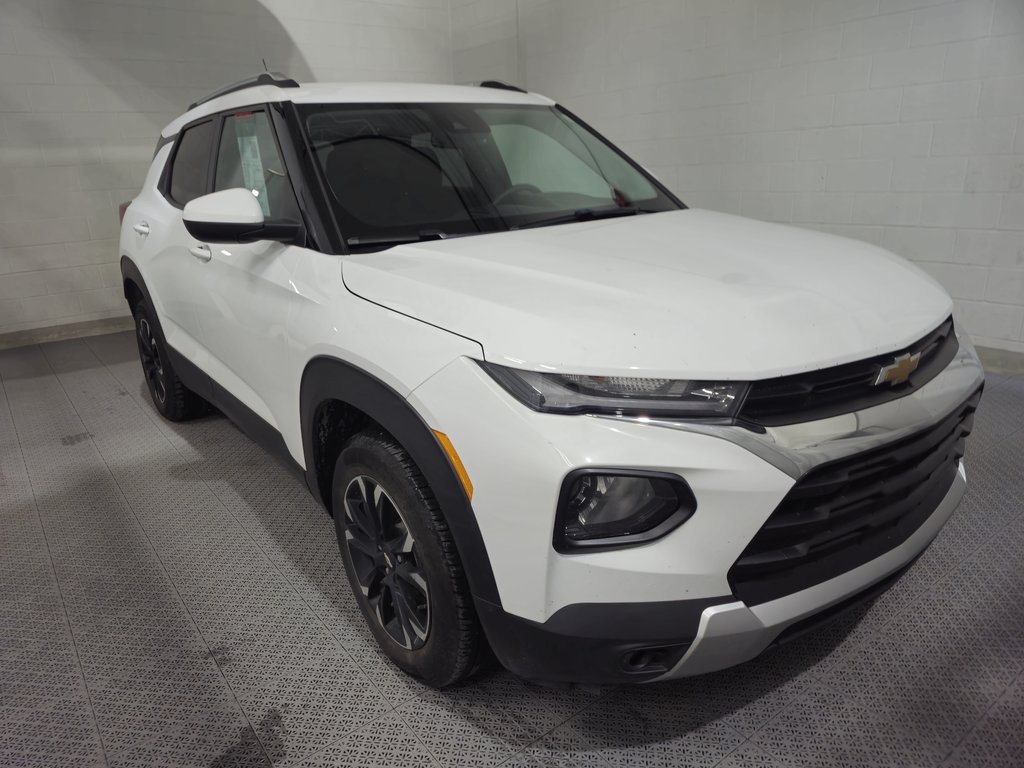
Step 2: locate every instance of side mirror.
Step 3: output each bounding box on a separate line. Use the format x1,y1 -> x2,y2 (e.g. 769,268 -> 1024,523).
183,188 -> 301,244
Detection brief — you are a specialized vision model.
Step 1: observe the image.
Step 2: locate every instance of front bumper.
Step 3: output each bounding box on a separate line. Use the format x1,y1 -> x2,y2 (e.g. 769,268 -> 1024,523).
474,461 -> 964,684
408,331 -> 984,683
665,460 -> 965,680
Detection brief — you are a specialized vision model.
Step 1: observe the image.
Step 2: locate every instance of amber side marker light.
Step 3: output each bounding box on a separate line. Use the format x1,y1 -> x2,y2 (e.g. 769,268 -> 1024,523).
433,430 -> 474,501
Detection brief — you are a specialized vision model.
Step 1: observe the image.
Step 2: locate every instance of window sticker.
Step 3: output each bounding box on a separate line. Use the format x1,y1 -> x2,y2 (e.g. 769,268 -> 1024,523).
235,115 -> 270,215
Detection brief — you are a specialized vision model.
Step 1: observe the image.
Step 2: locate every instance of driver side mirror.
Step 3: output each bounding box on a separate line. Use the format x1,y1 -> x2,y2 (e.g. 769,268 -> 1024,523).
183,188 -> 301,244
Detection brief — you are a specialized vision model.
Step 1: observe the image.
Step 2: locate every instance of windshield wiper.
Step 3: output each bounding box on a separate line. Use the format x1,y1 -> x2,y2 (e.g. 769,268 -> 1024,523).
512,205 -> 652,231
347,230 -> 457,248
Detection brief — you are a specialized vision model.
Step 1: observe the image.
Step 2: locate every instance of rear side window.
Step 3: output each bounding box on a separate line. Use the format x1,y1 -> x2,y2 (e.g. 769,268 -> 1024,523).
214,110 -> 299,220
168,121 -> 213,205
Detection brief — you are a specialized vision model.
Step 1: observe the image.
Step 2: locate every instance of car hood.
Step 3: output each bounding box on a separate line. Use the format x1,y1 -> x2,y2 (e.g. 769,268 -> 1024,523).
341,209 -> 954,380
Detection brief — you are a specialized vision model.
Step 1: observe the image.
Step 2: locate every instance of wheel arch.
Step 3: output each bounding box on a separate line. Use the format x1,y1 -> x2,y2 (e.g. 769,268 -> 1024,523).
121,255 -> 151,315
300,355 -> 501,607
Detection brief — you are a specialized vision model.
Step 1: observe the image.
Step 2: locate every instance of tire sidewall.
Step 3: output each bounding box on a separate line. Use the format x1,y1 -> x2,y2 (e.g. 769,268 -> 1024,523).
333,438 -> 464,684
133,302 -> 171,419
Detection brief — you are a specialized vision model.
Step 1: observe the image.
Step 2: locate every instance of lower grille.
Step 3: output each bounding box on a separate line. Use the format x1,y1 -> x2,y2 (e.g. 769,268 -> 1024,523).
729,388 -> 982,606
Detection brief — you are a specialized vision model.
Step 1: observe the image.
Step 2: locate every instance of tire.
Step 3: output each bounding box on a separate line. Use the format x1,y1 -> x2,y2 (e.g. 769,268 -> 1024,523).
133,301 -> 206,422
332,430 -> 486,688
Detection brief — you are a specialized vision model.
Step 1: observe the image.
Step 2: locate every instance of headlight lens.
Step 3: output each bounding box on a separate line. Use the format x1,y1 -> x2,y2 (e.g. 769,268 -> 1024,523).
558,471 -> 696,550
480,362 -> 748,417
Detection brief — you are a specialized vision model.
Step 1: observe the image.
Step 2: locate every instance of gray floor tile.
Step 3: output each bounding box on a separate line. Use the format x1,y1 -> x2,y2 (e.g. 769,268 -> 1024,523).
715,742 -> 786,767
284,712 -> 438,767
397,674 -> 556,767
2,334 -> 1023,768
944,673 -> 1024,768
568,695 -> 746,767
502,727 -> 614,768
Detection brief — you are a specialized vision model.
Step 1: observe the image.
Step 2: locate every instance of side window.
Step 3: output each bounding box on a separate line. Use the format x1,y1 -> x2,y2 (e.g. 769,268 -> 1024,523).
215,110 -> 299,220
168,121 -> 213,206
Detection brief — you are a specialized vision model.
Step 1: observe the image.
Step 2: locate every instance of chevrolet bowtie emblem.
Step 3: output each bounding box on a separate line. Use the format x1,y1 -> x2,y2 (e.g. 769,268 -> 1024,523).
875,352 -> 921,386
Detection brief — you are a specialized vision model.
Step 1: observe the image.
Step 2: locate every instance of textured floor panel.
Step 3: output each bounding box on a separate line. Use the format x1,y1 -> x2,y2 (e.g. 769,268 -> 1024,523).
397,674 -> 567,767
284,712 -> 438,767
945,672 -> 1024,768
1,344 -> 251,762
567,695 -> 746,768
36,339 -> 392,764
1,333 -> 1022,768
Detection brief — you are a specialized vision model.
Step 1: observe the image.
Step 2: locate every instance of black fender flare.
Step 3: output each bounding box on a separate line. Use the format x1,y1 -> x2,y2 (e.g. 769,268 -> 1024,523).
300,356 -> 502,607
120,255 -> 151,308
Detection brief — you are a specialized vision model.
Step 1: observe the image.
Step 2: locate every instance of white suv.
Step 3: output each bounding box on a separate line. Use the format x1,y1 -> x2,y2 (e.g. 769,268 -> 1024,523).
120,74 -> 985,687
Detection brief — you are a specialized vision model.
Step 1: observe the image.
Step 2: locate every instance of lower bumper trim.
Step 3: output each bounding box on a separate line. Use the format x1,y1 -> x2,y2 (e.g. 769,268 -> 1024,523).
475,594 -> 729,684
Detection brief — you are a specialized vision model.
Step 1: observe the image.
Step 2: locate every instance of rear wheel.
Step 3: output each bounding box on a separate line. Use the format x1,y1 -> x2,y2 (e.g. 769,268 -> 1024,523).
133,302 -> 206,421
332,430 -> 486,687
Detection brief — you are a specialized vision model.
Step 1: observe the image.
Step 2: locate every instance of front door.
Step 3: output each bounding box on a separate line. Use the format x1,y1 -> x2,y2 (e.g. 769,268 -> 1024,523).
189,107 -> 308,436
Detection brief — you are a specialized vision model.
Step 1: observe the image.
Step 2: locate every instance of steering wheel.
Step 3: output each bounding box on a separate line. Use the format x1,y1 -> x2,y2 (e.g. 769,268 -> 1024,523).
492,183 -> 543,206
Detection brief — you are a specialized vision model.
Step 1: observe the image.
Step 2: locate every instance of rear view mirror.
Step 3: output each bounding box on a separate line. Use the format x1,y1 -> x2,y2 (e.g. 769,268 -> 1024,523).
183,188 -> 301,244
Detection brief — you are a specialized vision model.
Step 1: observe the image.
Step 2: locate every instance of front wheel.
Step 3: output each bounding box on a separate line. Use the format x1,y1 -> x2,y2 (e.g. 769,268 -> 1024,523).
332,430 -> 486,687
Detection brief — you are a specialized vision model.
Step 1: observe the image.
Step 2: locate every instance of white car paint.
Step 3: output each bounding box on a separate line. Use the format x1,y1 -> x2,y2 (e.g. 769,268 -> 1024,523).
184,187 -> 265,225
125,147 -> 484,459
343,208 -> 954,379
121,79 -> 984,682
409,340 -> 982,631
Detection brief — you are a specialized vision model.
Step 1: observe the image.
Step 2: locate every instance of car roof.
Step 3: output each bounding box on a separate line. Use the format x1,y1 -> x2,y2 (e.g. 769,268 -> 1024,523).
161,81 -> 556,138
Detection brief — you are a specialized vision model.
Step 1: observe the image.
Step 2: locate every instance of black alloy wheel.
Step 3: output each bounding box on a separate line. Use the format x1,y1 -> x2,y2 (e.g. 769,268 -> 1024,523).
343,475 -> 431,650
136,313 -> 168,406
132,302 -> 206,422
331,430 -> 487,687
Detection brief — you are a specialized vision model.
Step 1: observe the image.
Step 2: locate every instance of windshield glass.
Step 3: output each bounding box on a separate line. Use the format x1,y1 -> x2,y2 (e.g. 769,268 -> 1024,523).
298,103 -> 682,250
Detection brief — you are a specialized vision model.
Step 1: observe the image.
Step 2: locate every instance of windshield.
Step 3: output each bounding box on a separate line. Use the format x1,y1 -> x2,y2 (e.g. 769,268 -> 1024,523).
298,103 -> 682,250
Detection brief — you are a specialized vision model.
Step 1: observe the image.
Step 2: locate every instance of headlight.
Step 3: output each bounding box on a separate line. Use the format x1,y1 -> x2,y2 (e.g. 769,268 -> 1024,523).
556,471 -> 697,550
479,362 -> 748,418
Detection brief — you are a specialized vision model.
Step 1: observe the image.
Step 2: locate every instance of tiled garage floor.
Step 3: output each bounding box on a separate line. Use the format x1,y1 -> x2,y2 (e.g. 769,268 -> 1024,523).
1,332 -> 1022,768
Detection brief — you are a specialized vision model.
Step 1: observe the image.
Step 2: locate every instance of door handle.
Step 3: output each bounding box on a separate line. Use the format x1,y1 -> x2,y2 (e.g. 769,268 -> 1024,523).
189,244 -> 212,262
133,222 -> 150,236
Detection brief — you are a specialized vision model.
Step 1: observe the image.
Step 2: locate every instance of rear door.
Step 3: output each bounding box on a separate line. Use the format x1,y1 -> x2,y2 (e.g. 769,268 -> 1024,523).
142,119 -> 216,363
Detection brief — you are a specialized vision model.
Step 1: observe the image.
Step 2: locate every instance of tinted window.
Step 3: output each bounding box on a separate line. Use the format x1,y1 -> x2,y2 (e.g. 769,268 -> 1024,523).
489,124 -> 611,198
300,103 -> 679,250
214,110 -> 299,220
168,121 -> 213,205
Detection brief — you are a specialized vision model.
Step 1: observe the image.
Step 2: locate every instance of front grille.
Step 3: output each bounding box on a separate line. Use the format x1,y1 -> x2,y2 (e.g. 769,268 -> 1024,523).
729,388 -> 981,606
740,317 -> 958,427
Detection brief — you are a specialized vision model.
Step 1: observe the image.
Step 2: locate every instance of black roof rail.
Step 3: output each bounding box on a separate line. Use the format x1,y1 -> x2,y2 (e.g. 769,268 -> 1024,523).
479,80 -> 528,94
189,72 -> 299,110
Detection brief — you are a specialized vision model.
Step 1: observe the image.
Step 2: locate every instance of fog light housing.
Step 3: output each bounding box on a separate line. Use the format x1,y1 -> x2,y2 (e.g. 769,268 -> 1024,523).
555,470 -> 696,551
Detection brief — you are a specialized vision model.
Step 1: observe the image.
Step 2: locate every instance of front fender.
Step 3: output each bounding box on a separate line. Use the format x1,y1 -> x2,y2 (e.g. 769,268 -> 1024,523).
299,356 -> 501,607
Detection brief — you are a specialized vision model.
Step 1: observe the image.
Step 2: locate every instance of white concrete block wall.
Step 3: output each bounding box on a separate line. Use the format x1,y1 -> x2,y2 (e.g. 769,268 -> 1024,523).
460,0 -> 1024,354
450,0 -> 519,83
3,0 -> 1023,354
0,0 -> 451,335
